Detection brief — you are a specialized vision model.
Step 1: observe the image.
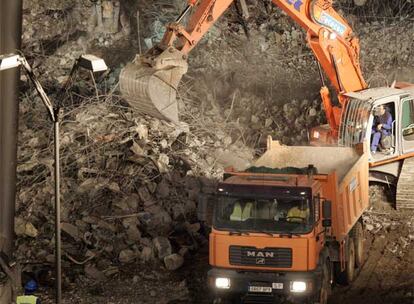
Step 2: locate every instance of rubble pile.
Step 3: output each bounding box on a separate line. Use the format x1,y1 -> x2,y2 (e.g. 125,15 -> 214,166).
22,1 -> 87,54
358,21 -> 414,85
15,94 -> 254,283
363,185 -> 414,258
15,0 -> 414,299
186,86 -> 326,149
362,209 -> 414,257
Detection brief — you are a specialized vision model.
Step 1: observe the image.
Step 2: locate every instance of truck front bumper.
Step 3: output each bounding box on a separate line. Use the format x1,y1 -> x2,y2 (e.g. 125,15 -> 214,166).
208,268 -> 321,303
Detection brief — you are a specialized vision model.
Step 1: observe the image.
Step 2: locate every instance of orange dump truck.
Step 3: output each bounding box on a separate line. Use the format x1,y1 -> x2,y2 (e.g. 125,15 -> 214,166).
198,137 -> 369,304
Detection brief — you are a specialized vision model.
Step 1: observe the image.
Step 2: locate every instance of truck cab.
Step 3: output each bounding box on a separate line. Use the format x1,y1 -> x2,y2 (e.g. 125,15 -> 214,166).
208,174 -> 326,304
199,139 -> 369,304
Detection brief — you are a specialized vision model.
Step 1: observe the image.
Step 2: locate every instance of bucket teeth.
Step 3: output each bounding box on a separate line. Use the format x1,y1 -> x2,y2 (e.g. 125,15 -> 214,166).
119,48 -> 188,124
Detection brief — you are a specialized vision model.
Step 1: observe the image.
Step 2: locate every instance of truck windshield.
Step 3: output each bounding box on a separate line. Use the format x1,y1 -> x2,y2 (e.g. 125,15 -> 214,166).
214,195 -> 313,234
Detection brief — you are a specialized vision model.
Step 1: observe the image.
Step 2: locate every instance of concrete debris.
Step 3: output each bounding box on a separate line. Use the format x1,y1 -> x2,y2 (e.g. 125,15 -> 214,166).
61,222 -> 81,240
119,249 -> 137,264
84,264 -> 106,281
164,253 -> 184,271
140,246 -> 155,263
15,218 -> 39,238
153,237 -> 172,260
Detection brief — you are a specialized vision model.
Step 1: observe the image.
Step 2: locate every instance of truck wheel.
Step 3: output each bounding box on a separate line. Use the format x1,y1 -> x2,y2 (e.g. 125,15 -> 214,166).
315,259 -> 332,304
212,297 -> 233,304
344,237 -> 356,284
351,222 -> 365,267
335,238 -> 356,285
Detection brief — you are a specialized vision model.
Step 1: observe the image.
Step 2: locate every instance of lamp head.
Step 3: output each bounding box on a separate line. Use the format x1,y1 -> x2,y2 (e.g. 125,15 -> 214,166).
0,54 -> 21,71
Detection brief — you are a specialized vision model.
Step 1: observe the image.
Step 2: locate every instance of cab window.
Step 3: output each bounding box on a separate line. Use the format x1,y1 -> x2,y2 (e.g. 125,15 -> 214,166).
402,99 -> 414,141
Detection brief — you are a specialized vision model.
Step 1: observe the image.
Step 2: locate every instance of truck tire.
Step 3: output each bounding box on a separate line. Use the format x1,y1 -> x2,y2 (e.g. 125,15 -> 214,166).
314,259 -> 332,304
351,221 -> 364,267
335,238 -> 356,285
212,297 -> 235,304
344,237 -> 356,284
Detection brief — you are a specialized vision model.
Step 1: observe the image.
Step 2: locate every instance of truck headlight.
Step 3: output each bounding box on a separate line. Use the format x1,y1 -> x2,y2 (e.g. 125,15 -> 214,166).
215,278 -> 231,289
290,281 -> 307,293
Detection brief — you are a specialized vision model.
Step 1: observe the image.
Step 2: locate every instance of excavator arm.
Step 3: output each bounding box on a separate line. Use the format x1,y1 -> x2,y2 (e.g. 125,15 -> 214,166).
120,0 -> 368,136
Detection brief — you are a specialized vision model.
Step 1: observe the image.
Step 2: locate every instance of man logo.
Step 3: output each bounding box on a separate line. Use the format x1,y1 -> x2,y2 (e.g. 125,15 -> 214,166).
256,258 -> 265,265
247,251 -> 275,258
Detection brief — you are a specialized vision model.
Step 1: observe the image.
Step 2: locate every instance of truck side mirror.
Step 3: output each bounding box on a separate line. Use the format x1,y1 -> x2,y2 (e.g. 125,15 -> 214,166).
322,200 -> 332,228
197,193 -> 215,226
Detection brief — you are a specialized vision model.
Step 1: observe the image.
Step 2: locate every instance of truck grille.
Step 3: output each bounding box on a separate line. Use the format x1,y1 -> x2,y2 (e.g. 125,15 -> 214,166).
229,246 -> 292,268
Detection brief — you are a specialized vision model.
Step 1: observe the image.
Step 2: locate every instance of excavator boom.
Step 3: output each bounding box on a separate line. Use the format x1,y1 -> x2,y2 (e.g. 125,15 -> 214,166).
120,0 -> 368,132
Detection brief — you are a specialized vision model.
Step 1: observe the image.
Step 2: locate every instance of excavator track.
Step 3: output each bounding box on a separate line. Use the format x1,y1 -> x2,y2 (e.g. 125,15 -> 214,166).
396,156 -> 414,209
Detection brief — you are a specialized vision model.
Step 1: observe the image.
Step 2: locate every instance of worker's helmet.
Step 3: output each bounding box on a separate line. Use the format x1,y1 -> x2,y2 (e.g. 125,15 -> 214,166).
24,279 -> 38,294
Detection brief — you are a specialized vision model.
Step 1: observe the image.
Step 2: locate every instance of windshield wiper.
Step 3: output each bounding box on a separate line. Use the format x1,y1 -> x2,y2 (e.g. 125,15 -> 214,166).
228,230 -> 250,236
256,230 -> 274,237
279,232 -> 302,238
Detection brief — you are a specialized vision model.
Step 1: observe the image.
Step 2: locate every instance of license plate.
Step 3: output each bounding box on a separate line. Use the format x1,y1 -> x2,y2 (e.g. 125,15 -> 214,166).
248,286 -> 272,293
272,283 -> 284,290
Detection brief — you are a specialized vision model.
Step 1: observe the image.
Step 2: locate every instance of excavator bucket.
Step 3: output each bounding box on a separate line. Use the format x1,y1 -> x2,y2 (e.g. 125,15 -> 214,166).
119,47 -> 188,124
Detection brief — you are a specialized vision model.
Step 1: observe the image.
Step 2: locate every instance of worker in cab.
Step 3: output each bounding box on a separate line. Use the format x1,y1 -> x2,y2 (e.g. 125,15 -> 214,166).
230,201 -> 254,221
371,104 -> 393,153
287,202 -> 309,223
16,280 -> 41,304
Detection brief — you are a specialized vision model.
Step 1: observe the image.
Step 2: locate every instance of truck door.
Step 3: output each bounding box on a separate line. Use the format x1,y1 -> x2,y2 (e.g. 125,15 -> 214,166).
400,97 -> 414,154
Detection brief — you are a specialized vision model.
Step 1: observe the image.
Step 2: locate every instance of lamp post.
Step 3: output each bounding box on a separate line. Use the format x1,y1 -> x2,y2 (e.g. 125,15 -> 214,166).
0,53 -> 107,304
0,3 -> 23,303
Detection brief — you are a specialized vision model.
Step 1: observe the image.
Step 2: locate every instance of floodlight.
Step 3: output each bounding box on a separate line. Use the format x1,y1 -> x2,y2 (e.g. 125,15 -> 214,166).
77,54 -> 108,72
0,54 -> 21,71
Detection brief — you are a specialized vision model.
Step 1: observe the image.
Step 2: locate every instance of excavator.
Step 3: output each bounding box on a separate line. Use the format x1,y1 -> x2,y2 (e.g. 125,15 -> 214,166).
119,0 -> 414,209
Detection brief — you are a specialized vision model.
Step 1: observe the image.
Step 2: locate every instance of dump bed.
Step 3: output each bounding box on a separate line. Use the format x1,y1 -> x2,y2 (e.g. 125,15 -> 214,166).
253,138 -> 369,241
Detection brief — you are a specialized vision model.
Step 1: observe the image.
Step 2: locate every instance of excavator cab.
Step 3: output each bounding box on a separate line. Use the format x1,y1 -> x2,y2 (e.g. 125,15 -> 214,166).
340,87 -> 414,159
340,87 -> 414,186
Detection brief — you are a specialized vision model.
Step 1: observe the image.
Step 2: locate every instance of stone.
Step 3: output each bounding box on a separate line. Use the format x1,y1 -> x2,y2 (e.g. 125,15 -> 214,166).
153,237 -> 172,259
140,210 -> 172,237
61,222 -> 80,240
365,224 -> 374,231
164,254 -> 184,271
126,226 -> 141,242
24,222 -> 39,238
141,246 -> 155,263
84,265 -> 106,281
156,179 -> 170,198
178,247 -> 189,258
138,186 -> 152,203
119,249 -> 136,263
14,217 -> 26,236
135,123 -> 148,140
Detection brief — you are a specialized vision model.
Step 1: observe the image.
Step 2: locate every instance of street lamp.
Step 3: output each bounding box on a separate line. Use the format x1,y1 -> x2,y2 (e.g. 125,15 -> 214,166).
0,53 -> 107,304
